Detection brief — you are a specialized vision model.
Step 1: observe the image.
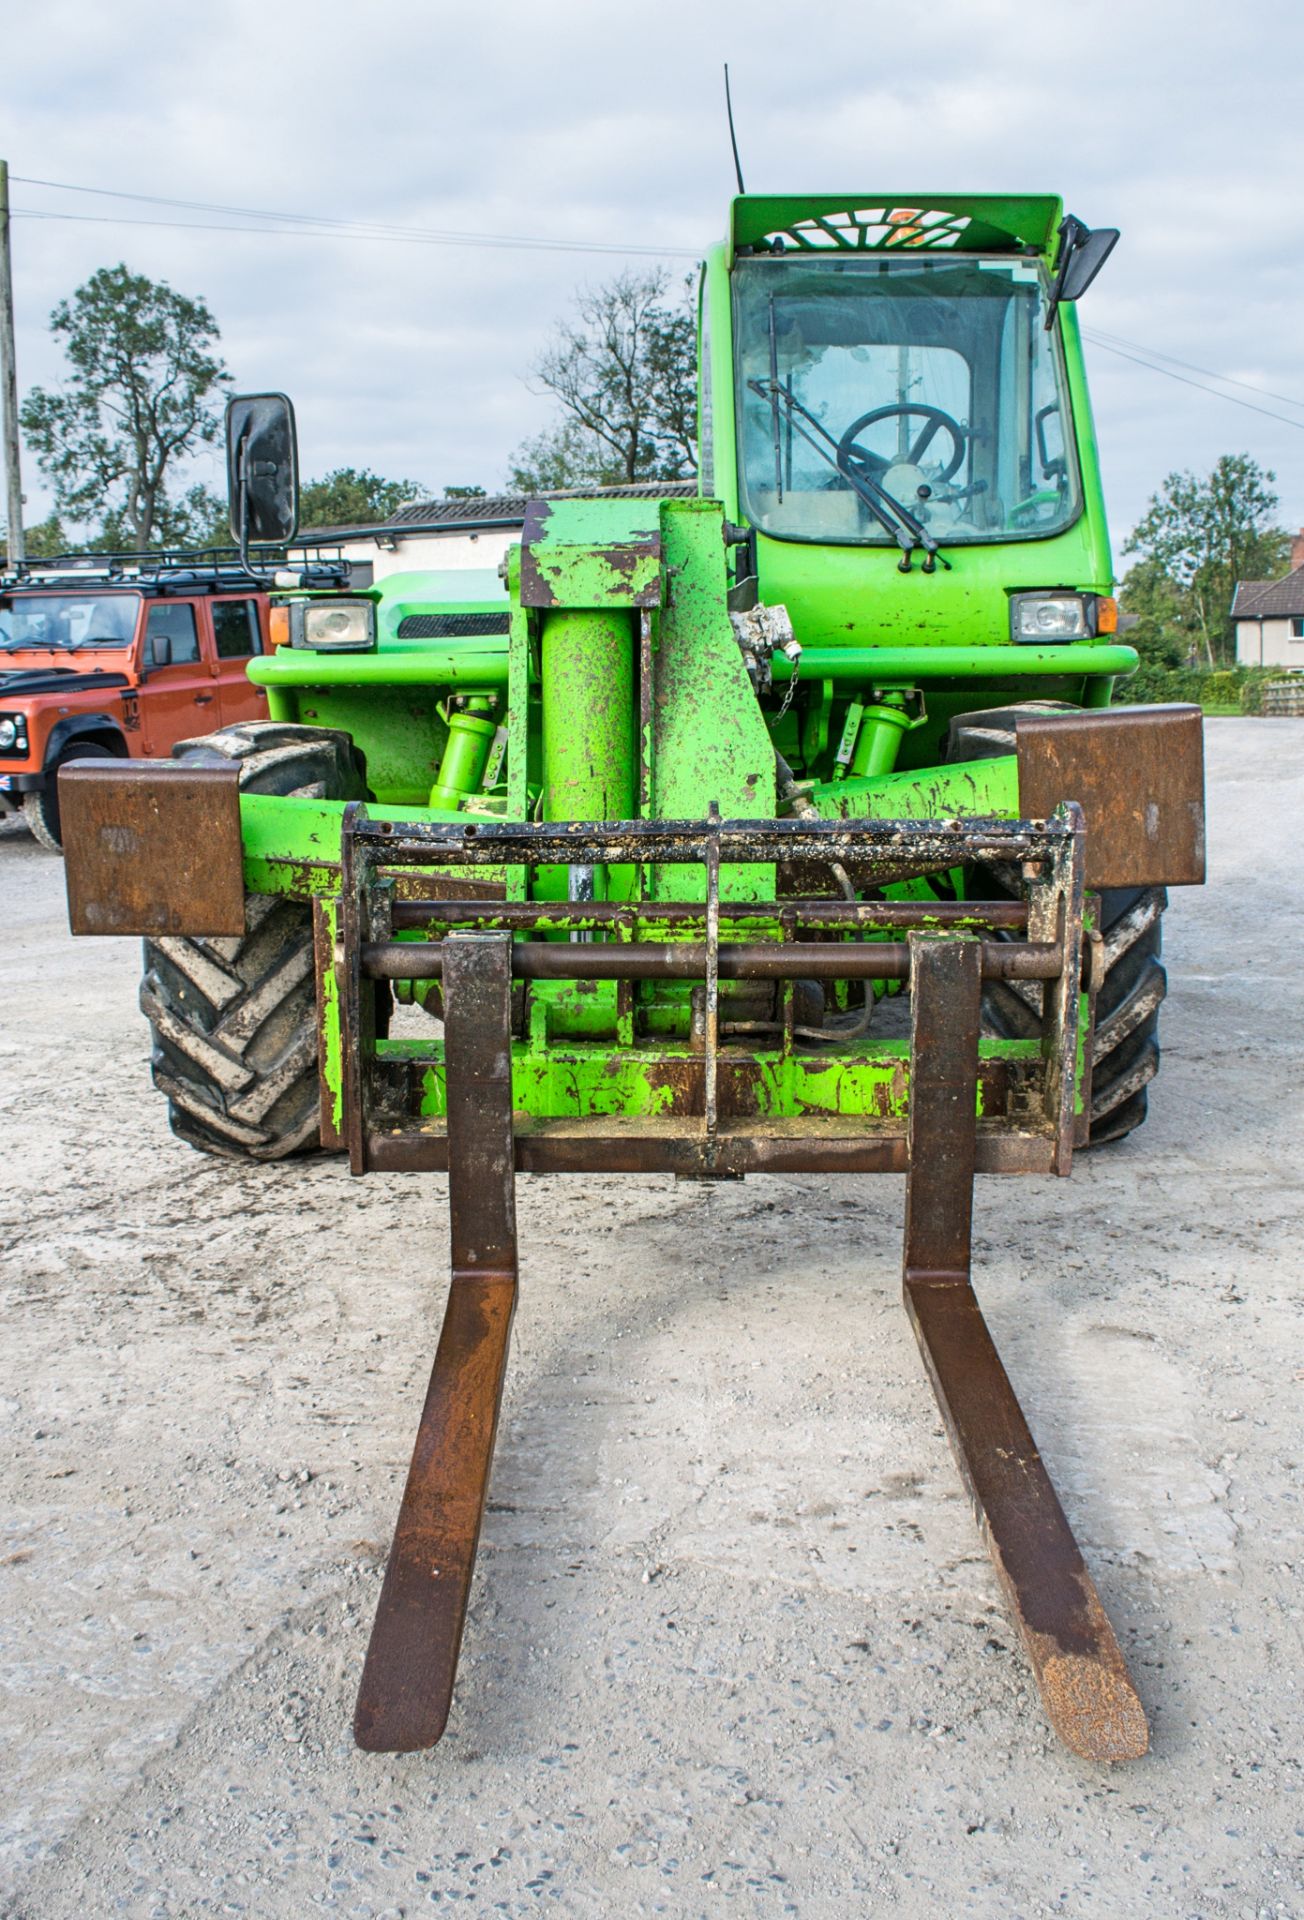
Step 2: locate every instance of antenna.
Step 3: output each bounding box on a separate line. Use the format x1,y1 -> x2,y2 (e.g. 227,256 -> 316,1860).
724,65 -> 746,195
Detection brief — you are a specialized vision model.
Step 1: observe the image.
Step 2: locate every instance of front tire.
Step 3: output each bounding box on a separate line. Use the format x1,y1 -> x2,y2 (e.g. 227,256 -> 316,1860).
139,723 -> 367,1161
25,741 -> 116,852
948,703 -> 1167,1146
979,883 -> 1166,1145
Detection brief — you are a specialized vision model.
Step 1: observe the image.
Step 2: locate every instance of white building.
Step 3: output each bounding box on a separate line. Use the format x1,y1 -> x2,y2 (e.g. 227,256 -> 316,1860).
1233,530 -> 1304,670
293,485 -> 696,587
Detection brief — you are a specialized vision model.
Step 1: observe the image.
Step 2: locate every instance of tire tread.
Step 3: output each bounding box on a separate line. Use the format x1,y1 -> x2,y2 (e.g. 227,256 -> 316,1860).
140,723 -> 366,1161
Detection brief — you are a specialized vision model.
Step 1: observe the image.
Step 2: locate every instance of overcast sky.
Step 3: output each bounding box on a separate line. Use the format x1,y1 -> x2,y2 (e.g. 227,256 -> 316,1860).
4,0 -> 1303,570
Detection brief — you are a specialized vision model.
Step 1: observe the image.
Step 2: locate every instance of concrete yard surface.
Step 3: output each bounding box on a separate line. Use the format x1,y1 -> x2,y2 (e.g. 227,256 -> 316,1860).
1,718 -> 1301,1918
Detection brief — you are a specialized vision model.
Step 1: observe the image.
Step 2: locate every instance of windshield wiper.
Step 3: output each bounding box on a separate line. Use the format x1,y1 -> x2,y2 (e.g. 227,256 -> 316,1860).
746,378 -> 951,573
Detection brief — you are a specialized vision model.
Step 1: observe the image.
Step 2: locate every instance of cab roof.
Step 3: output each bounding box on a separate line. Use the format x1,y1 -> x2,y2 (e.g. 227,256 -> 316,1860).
729,194 -> 1063,265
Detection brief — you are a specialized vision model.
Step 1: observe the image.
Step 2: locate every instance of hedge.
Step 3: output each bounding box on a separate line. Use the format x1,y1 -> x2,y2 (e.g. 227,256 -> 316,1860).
1112,665 -> 1282,714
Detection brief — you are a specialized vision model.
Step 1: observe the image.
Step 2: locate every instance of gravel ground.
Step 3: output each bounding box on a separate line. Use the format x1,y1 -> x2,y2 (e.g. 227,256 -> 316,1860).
1,718 -> 1302,1920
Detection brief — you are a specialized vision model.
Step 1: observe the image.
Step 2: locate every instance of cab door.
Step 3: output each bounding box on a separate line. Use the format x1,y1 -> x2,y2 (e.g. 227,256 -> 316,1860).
211,596 -> 271,728
138,600 -> 217,754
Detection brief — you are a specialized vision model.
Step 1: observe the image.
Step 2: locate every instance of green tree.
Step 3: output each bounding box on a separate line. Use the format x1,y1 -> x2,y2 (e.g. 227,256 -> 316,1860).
1122,454 -> 1289,667
298,466 -> 428,529
90,485 -> 229,554
21,264 -> 230,551
1117,554 -> 1194,667
3,511 -> 69,559
508,270 -> 697,491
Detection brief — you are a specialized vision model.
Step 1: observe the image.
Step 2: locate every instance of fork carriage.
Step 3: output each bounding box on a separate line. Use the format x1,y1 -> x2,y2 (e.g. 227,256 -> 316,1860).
334,802 -> 1146,1762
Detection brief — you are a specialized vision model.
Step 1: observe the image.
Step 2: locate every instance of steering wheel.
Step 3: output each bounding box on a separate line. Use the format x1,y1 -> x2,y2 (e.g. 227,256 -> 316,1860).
836,404 -> 967,486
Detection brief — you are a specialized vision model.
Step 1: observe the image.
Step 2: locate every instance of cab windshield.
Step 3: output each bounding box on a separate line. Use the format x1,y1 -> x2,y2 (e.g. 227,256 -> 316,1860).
733,254 -> 1080,547
0,592 -> 141,651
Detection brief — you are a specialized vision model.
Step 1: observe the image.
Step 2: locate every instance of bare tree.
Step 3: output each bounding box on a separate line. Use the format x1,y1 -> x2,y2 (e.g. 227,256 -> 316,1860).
509,270 -> 697,491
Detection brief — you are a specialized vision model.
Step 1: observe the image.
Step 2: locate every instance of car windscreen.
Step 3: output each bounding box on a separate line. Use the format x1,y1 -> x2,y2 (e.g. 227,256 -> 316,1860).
0,592 -> 141,650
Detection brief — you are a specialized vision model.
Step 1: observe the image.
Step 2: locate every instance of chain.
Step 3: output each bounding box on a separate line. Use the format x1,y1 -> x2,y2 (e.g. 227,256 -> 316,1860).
773,649 -> 799,727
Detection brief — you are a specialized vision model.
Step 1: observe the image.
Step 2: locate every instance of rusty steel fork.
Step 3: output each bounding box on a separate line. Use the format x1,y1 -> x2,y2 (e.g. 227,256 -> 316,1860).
354,932 -> 518,1752
903,935 -> 1149,1763
354,923 -> 1147,1760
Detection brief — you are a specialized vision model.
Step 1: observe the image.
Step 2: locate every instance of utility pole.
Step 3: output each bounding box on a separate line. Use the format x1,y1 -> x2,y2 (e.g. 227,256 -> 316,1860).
0,159 -> 24,564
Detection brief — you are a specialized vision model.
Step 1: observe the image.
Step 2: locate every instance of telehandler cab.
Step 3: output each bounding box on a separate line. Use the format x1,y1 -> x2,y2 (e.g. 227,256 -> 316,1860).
61,194 -> 1205,1762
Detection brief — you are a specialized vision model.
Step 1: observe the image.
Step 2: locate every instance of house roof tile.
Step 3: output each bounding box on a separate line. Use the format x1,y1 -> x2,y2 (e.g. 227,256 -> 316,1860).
1233,569 -> 1304,618
301,482 -> 698,543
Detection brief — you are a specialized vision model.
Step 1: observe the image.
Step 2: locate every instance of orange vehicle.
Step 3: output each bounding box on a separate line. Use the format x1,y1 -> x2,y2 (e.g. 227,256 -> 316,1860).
0,552 -> 340,850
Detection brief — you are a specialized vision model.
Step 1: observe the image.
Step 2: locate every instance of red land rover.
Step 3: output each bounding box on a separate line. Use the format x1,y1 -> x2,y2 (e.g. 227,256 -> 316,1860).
0,556 -> 279,850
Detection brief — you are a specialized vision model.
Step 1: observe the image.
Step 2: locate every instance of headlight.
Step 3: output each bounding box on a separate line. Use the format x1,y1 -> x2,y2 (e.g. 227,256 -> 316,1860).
1009,592 -> 1094,642
286,598 -> 377,652
0,714 -> 27,753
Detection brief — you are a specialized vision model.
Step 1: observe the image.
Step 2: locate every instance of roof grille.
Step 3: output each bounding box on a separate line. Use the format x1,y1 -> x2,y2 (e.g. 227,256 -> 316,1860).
396,612 -> 510,639
765,208 -> 973,252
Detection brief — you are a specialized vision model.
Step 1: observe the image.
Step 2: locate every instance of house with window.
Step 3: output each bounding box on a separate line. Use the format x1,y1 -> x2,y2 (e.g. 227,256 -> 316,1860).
1233,530 -> 1304,668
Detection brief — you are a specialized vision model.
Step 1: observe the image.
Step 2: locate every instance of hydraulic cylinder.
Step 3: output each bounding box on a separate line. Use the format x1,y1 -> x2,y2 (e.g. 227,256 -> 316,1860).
540,608 -> 636,825
429,701 -> 497,810
850,695 -> 915,778
538,608 -> 637,1036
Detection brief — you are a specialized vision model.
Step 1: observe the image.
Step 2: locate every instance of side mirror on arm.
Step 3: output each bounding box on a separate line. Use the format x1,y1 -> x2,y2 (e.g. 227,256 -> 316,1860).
1044,216 -> 1120,329
226,393 -> 300,561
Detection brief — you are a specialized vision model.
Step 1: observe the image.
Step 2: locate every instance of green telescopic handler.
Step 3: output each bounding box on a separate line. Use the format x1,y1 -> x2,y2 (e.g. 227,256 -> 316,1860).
60,192 -> 1205,1763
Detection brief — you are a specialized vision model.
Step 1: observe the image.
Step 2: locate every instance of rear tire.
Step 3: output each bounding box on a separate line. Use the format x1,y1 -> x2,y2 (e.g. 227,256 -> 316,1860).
25,741 -> 116,852
140,723 -> 368,1162
948,703 -> 1167,1146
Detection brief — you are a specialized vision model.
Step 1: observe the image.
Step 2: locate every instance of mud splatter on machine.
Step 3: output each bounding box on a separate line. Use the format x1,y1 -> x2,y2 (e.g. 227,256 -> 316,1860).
61,194 -> 1205,1761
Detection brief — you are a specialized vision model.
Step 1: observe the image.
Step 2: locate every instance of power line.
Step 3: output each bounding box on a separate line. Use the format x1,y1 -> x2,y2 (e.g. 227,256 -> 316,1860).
11,206 -> 695,258
10,174 -> 700,260
1081,331 -> 1304,433
14,173 -> 1304,433
1085,325 -> 1304,414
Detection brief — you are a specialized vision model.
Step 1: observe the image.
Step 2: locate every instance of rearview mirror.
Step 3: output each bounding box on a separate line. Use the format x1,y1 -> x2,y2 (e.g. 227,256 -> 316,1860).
1045,217 -> 1120,327
226,393 -> 299,547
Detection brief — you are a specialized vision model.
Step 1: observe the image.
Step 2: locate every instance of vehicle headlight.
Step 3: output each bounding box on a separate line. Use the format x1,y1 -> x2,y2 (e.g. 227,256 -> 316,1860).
0,714 -> 26,753
291,598 -> 377,652
1009,592 -> 1094,642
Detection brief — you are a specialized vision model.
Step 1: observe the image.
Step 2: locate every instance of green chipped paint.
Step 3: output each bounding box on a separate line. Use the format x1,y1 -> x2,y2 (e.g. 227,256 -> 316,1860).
318,897 -> 344,1138
520,498 -> 663,608
251,649 -> 510,690
375,1034 -> 1045,1123
810,753 -> 1020,822
767,644 -> 1136,682
649,501 -> 777,902
238,793 -> 505,898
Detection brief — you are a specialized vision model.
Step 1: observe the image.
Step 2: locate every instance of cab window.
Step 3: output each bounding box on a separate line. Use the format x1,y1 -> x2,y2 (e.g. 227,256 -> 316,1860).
145,603 -> 200,667
212,599 -> 262,660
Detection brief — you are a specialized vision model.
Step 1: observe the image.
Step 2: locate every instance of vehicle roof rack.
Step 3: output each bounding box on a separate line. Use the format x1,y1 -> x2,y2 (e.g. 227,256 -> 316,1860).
1,544 -> 353,595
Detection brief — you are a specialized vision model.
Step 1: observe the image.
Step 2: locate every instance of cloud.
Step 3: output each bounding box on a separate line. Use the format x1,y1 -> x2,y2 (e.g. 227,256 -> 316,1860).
4,0 -> 1303,558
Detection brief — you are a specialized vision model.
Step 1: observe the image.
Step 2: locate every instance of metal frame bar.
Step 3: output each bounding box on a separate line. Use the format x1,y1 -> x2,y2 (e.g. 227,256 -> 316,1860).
338,804 -> 1086,1180
347,810 -> 1043,867
359,937 -> 1061,983
390,898 -> 1032,931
